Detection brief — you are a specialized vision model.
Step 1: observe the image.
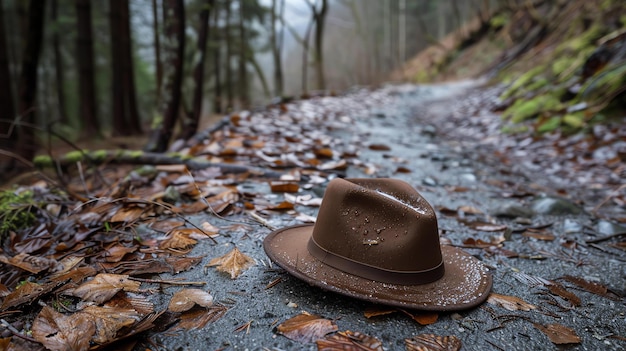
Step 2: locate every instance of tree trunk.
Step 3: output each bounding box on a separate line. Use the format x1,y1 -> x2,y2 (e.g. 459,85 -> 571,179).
152,0 -> 162,104
109,0 -> 127,136
238,0 -> 249,108
76,0 -> 100,138
0,0 -> 17,172
181,0 -> 214,140
16,0 -> 46,163
51,0 -> 67,124
301,14 -> 313,94
224,0 -> 233,110
212,0 -> 222,114
312,0 -> 327,90
145,0 -> 185,152
120,0 -> 142,134
270,0 -> 284,97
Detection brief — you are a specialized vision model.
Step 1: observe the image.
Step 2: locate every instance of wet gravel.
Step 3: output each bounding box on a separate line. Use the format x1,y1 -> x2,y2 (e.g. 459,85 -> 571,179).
155,81 -> 626,351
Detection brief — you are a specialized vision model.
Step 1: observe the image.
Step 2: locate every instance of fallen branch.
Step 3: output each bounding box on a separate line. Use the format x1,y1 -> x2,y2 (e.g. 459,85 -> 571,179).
128,277 -> 206,286
33,149 -> 284,179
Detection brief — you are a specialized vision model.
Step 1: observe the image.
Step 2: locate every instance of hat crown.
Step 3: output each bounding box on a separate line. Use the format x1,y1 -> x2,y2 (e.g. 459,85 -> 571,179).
310,178 -> 444,285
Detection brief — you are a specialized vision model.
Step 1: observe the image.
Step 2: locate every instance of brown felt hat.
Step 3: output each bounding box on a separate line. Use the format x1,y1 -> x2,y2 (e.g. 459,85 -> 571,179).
263,178 -> 492,311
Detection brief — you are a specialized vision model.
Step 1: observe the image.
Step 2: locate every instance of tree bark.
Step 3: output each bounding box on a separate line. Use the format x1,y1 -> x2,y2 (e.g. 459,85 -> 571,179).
181,0 -> 214,140
0,0 -> 17,172
109,0 -> 127,136
145,0 -> 185,152
301,15 -> 313,94
16,0 -> 46,163
270,0 -> 284,97
212,0 -> 222,114
312,0 -> 327,90
120,0 -> 142,134
238,0 -> 249,108
51,0 -> 67,124
76,0 -> 100,138
224,0 -> 233,110
152,0 -> 162,104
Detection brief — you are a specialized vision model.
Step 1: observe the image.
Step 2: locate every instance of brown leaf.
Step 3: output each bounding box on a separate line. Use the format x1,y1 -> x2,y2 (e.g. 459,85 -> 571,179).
457,205 -> 483,214
400,310 -> 438,325
487,293 -> 536,311
176,305 -> 229,330
32,305 -> 96,351
150,220 -> 185,233
276,312 -> 338,343
159,228 -> 199,251
368,143 -> 391,151
533,323 -> 581,344
317,330 -> 383,350
0,253 -> 55,274
80,305 -> 140,344
561,275 -> 609,297
405,333 -> 462,351
548,284 -> 581,306
314,147 -> 334,158
1,281 -> 58,311
166,256 -> 204,274
68,273 -> 141,304
395,166 -> 412,173
522,229 -> 555,241
363,305 -> 396,318
168,289 -> 213,312
110,206 -> 144,223
270,181 -> 300,193
206,247 -> 255,279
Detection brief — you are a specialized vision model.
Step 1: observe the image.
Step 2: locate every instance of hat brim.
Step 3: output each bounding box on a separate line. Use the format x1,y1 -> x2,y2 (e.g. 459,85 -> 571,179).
264,224 -> 492,311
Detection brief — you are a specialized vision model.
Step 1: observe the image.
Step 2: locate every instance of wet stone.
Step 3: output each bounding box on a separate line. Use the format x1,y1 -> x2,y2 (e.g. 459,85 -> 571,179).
531,196 -> 582,215
563,219 -> 583,233
596,219 -> 626,235
492,202 -> 534,218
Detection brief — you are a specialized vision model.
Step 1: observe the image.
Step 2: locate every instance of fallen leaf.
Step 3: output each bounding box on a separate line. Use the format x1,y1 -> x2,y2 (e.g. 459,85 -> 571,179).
276,311 -> 338,343
270,181 -> 300,193
533,323 -> 581,344
206,247 -> 255,279
522,229 -> 555,241
561,275 -> 610,298
317,330 -> 383,350
1,281 -> 58,311
400,309 -> 439,325
405,333 -> 462,351
168,289 -> 213,312
32,305 -> 96,351
80,305 -> 140,344
462,220 -> 507,232
368,143 -> 391,151
0,253 -> 55,274
548,284 -> 581,306
159,228 -> 199,251
457,205 -> 483,214
68,273 -> 141,304
110,206 -> 144,223
487,293 -> 536,311
175,305 -> 229,330
363,306 -> 396,318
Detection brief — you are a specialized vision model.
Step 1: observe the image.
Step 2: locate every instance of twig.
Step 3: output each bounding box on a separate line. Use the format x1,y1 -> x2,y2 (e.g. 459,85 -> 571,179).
247,211 -> 277,231
586,231 -> 626,244
0,318 -> 38,343
128,277 -> 206,286
592,184 -> 626,215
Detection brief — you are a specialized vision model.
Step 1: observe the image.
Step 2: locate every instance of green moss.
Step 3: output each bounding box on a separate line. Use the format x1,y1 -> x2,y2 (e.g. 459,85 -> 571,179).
490,13 -> 509,28
91,149 -> 109,161
63,150 -> 87,162
122,150 -> 144,158
33,155 -> 53,168
562,112 -> 585,128
537,116 -> 562,133
551,57 -> 575,77
526,77 -> 549,92
504,94 -> 562,123
501,124 -> 529,134
0,189 -> 37,237
165,152 -> 182,158
501,66 -> 545,100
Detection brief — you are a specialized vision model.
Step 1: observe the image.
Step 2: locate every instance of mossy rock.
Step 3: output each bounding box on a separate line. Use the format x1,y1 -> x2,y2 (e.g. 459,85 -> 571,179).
537,116 -> 562,133
504,94 -> 563,123
562,112 -> 586,128
500,66 -> 546,100
0,189 -> 37,237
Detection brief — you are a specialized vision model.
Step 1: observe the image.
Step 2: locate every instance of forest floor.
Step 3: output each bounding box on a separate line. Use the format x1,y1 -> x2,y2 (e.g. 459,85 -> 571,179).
0,80 -> 624,351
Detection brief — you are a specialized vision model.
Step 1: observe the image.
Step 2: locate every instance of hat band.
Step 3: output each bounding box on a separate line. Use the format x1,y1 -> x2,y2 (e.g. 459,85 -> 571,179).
307,237 -> 445,285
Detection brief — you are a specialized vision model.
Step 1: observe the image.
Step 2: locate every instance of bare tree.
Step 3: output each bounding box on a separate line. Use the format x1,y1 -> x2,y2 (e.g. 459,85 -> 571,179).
145,0 -> 185,152
181,0 -> 215,140
51,0 -> 67,124
212,0 -> 222,113
270,0 -> 285,97
76,0 -> 100,137
16,0 -> 46,163
238,0 -> 249,108
305,0 -> 327,90
0,0 -> 17,172
152,0 -> 162,104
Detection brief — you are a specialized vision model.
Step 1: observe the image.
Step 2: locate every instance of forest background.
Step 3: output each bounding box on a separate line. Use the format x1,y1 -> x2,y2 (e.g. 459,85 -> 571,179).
0,0 -> 497,180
